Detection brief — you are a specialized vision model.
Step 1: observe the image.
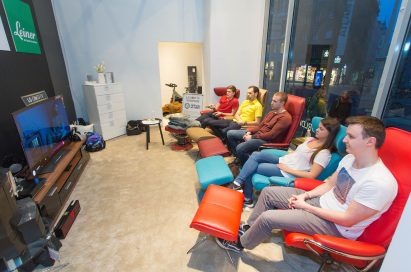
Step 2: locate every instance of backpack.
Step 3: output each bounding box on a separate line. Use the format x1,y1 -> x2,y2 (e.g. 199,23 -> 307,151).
85,132 -> 106,152
126,120 -> 145,136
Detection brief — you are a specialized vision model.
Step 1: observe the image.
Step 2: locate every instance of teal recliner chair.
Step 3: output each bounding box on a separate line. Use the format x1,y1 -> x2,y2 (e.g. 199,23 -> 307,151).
251,117 -> 347,190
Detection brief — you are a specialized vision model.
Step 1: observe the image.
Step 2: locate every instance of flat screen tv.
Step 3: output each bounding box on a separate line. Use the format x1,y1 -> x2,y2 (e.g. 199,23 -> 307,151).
12,96 -> 71,174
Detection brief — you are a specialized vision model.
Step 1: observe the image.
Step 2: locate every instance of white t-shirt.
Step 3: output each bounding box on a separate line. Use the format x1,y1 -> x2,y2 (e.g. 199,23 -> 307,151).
320,154 -> 398,240
279,137 -> 331,178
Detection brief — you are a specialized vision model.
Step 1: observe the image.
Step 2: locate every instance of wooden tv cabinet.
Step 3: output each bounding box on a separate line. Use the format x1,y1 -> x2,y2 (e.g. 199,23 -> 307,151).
32,140 -> 89,224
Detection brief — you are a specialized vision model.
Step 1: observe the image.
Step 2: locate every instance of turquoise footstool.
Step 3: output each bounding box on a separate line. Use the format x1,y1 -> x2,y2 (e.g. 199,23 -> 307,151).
196,156 -> 233,190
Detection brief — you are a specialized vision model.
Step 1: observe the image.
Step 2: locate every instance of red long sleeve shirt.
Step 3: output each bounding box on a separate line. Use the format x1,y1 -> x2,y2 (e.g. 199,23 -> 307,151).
247,110 -> 292,142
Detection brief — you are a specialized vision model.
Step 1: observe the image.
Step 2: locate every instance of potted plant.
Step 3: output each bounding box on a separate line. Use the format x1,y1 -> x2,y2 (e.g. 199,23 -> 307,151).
95,62 -> 105,83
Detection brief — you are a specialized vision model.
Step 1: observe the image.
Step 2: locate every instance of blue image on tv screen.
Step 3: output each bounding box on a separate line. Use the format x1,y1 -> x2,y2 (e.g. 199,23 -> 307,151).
13,97 -> 70,169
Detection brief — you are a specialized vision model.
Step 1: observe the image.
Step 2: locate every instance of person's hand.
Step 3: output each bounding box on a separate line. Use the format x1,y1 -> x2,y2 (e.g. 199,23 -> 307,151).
237,120 -> 245,126
208,104 -> 215,109
214,111 -> 223,117
289,194 -> 310,210
243,133 -> 252,141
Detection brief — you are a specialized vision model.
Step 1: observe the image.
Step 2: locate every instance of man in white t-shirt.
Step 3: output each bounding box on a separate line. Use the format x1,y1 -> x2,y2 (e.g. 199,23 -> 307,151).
215,116 -> 398,252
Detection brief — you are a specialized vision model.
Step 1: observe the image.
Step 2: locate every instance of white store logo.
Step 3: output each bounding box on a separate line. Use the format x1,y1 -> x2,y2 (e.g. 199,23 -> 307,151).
13,21 -> 36,42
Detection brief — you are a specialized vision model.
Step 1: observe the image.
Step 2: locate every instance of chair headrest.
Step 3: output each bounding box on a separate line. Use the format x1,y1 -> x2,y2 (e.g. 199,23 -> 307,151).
258,89 -> 268,106
214,87 -> 240,98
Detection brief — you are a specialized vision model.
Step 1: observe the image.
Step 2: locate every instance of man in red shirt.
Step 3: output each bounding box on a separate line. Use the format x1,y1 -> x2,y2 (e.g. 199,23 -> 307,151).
197,85 -> 239,128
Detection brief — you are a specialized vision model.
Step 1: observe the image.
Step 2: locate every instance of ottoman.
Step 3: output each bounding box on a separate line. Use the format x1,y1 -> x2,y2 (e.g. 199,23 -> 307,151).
196,156 -> 233,190
188,184 -> 244,264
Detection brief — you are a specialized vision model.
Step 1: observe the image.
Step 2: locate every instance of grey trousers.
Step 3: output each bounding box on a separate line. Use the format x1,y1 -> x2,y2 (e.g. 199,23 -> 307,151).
240,186 -> 343,249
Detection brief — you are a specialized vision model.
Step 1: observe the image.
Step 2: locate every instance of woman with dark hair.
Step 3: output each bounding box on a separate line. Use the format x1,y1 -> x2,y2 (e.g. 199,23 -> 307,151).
231,117 -> 341,207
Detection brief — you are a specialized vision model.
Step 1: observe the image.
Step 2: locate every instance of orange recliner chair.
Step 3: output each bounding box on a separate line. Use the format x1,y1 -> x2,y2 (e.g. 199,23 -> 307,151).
284,127 -> 411,272
260,94 -> 306,149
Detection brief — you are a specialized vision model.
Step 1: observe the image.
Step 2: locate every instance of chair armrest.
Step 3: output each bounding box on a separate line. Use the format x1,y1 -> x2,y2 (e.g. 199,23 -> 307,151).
312,234 -> 386,257
268,176 -> 295,187
293,178 -> 324,191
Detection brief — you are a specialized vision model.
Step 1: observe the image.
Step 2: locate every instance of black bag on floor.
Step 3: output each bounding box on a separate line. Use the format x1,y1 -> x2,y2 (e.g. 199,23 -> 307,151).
126,120 -> 145,135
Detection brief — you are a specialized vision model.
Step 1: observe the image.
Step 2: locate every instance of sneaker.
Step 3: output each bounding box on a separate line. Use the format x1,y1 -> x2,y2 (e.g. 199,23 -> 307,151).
215,237 -> 243,253
228,180 -> 243,192
238,224 -> 250,236
243,199 -> 255,208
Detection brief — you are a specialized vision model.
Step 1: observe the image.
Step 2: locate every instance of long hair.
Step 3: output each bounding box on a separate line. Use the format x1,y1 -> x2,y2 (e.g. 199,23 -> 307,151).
310,117 -> 340,164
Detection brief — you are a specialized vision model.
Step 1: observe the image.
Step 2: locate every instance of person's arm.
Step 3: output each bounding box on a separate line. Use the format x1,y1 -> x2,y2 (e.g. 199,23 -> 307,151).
278,162 -> 324,179
288,171 -> 338,209
234,108 -> 245,124
245,117 -> 261,126
292,197 -> 379,227
252,114 -> 291,141
216,107 -> 237,117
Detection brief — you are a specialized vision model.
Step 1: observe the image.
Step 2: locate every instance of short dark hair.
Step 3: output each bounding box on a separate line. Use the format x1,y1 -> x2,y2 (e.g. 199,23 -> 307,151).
273,91 -> 288,104
346,116 -> 386,148
226,85 -> 237,92
248,86 -> 260,94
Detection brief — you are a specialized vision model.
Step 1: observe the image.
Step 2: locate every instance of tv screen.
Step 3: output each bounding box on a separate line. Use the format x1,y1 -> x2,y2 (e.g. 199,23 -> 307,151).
12,96 -> 71,173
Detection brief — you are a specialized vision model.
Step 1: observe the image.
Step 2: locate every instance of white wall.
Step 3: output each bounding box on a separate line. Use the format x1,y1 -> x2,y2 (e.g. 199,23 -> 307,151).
51,0 -> 266,119
380,194 -> 411,271
204,0 -> 266,104
158,42 -> 203,106
51,0 -> 204,121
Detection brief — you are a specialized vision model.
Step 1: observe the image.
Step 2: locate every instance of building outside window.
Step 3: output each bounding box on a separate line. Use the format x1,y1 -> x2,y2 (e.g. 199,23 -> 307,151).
382,18 -> 411,131
264,0 -> 403,134
262,0 -> 289,113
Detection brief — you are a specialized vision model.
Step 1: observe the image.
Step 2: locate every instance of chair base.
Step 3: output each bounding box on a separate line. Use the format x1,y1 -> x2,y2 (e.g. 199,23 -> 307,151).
187,234 -> 235,265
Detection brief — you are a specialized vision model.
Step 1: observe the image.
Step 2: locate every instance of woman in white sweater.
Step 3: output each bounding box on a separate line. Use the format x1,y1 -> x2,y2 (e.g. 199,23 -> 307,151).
232,117 -> 341,207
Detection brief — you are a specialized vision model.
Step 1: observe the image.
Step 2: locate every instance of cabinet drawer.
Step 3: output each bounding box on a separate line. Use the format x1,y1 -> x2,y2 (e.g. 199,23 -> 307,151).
38,185 -> 61,219
101,125 -> 126,140
97,99 -> 125,114
55,151 -> 81,192
101,115 -> 126,131
95,92 -> 124,106
59,174 -> 76,204
93,83 -> 122,95
99,110 -> 126,124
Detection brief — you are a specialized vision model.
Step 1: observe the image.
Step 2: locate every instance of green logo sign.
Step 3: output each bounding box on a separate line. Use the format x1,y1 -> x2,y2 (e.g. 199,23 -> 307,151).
2,0 -> 41,54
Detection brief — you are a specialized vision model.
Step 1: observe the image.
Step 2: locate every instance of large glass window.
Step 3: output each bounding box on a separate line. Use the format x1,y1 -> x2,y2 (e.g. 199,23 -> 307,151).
382,19 -> 411,131
262,0 -> 289,112
283,0 -> 402,134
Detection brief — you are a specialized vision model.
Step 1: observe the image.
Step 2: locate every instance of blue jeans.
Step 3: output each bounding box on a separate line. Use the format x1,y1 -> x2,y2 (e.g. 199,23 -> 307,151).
227,130 -> 268,165
235,151 -> 283,200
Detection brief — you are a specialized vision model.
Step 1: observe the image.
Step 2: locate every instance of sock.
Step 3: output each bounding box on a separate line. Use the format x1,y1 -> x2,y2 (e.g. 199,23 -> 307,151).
233,180 -> 241,186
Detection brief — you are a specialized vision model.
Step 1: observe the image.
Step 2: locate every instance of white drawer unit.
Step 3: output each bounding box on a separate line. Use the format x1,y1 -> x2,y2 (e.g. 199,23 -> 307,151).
83,83 -> 127,140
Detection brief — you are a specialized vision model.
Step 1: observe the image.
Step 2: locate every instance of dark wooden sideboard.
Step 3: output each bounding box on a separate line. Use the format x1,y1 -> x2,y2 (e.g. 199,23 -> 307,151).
32,140 -> 89,224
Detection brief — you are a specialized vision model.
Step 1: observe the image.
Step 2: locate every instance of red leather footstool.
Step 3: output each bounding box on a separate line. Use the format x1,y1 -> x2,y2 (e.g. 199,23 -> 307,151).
197,137 -> 230,158
188,184 -> 244,264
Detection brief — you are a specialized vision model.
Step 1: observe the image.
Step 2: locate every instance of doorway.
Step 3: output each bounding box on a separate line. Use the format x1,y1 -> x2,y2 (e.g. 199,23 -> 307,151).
158,42 -> 204,116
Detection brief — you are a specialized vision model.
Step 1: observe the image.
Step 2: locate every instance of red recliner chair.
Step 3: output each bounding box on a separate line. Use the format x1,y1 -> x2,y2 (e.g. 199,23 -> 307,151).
284,127 -> 411,272
260,94 -> 305,149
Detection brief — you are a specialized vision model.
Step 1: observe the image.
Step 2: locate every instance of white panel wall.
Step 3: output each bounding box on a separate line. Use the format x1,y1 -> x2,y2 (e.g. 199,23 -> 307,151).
51,0 -> 204,120
51,0 -> 266,120
204,0 -> 266,104
380,195 -> 411,271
